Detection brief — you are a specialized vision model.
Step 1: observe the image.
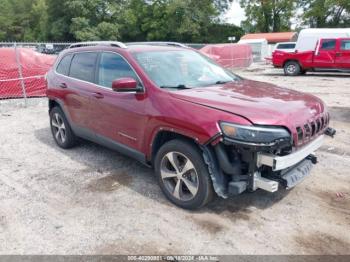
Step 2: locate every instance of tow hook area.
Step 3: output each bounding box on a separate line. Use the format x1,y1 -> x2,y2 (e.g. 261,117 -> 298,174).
307,154 -> 318,164
253,173 -> 279,193
325,127 -> 336,138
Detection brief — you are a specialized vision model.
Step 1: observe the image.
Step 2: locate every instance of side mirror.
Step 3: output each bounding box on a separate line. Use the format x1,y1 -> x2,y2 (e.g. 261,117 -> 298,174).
112,78 -> 140,92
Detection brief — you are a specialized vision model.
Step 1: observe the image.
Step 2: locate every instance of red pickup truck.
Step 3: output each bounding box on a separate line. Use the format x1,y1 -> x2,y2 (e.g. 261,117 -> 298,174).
273,38 -> 350,75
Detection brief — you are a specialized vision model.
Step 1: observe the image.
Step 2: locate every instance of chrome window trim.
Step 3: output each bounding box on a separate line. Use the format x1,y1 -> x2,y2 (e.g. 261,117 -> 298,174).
54,50 -> 145,94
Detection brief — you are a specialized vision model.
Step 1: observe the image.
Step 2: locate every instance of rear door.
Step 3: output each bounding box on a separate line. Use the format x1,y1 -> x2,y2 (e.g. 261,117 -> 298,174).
313,39 -> 337,68
64,52 -> 99,133
335,39 -> 350,70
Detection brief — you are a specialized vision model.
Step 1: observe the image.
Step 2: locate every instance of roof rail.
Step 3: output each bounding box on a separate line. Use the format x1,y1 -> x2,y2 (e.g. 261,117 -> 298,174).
68,41 -> 127,49
126,42 -> 188,48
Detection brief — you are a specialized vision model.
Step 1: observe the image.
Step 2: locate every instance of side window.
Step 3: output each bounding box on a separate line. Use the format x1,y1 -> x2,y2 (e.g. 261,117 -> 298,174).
69,52 -> 98,83
278,44 -> 295,49
56,54 -> 72,76
341,40 -> 350,50
98,52 -> 139,88
321,39 -> 336,50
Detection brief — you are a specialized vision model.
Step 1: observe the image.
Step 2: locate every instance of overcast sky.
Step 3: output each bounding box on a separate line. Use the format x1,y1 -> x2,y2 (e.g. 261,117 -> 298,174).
223,2 -> 246,26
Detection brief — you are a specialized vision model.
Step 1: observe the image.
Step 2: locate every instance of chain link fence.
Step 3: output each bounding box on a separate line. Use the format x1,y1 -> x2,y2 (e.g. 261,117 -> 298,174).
0,42 -> 70,107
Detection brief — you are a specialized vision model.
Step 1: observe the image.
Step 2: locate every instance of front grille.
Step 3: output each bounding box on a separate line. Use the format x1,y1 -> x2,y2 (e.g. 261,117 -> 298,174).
296,113 -> 329,145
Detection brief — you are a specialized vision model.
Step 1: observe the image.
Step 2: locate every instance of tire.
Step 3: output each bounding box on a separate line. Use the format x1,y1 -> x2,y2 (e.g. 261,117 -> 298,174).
49,106 -> 77,149
154,139 -> 214,209
284,61 -> 301,76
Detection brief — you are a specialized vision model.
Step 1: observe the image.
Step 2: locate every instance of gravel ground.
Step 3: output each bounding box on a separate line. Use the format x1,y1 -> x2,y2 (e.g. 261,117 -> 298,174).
0,65 -> 349,255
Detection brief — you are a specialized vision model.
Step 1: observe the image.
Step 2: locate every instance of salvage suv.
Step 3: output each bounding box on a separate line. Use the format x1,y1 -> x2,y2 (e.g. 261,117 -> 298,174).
46,41 -> 335,209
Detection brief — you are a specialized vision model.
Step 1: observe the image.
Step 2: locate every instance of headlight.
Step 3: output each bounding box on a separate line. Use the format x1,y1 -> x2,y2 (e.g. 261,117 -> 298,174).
220,122 -> 291,144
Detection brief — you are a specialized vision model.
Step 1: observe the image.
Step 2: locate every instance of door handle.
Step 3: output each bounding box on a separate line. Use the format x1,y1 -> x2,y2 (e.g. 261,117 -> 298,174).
59,83 -> 67,88
92,92 -> 104,99
336,53 -> 342,57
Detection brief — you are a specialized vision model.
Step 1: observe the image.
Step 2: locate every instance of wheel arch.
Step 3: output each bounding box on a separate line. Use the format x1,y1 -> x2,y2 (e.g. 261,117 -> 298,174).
49,99 -> 61,112
149,130 -> 227,199
149,130 -> 200,165
48,98 -> 73,126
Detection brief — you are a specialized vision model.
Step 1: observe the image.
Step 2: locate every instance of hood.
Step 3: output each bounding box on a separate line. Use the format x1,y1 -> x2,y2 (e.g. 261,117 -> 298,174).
170,79 -> 326,132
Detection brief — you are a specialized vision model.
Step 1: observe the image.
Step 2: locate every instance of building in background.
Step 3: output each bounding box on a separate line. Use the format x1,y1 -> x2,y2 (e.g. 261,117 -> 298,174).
238,38 -> 269,62
239,32 -> 298,60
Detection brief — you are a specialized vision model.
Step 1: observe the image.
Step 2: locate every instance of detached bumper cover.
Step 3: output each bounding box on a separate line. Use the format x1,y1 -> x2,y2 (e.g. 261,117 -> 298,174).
257,135 -> 324,171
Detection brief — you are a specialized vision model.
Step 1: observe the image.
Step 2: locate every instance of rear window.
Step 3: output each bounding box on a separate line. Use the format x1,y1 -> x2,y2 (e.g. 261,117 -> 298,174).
69,52 -> 98,83
341,40 -> 350,50
56,54 -> 72,76
277,43 -> 295,49
321,39 -> 336,50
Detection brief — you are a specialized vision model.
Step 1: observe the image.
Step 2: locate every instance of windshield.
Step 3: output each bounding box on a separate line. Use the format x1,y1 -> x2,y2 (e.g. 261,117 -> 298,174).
133,50 -> 240,89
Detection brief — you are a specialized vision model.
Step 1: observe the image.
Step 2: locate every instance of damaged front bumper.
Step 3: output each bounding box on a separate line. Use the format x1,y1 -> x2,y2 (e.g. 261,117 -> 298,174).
253,157 -> 314,193
252,135 -> 324,193
257,135 -> 324,171
204,133 -> 328,198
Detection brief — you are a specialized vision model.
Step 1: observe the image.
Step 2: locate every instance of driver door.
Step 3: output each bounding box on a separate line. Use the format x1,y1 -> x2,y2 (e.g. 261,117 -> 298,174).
313,39 -> 337,68
89,52 -> 147,153
335,39 -> 350,69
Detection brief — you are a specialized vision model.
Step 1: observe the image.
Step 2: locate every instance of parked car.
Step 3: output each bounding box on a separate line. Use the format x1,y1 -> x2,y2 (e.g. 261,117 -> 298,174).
273,38 -> 350,76
46,41 -> 335,209
273,42 -> 296,53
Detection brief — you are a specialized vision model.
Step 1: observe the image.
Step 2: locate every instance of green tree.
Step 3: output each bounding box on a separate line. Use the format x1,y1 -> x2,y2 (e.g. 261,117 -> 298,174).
299,0 -> 350,28
205,23 -> 243,43
121,0 -> 232,43
0,0 -> 13,40
64,0 -> 124,41
0,0 -> 33,41
28,0 -> 49,41
46,0 -> 74,41
0,0 -> 242,43
239,0 -> 297,33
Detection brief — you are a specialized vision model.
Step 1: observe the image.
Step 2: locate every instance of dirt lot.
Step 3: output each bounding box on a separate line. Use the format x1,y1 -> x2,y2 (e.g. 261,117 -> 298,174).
0,65 -> 349,255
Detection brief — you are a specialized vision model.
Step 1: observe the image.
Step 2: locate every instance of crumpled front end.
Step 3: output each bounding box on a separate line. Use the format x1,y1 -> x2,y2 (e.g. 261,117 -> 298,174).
203,121 -> 336,198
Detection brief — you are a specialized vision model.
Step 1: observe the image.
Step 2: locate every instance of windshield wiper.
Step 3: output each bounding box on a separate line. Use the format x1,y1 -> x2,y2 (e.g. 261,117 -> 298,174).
215,80 -> 233,85
160,84 -> 191,90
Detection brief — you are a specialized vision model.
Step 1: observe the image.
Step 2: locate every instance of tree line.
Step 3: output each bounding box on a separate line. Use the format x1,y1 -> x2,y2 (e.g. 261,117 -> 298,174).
240,0 -> 350,33
0,0 -> 349,43
0,0 -> 242,42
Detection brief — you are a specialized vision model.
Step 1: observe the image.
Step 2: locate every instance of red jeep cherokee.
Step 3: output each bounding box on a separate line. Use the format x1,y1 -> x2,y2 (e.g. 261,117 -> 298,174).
46,41 -> 335,209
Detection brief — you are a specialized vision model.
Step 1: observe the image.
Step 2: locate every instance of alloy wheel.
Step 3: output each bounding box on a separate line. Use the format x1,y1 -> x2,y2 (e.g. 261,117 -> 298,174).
51,113 -> 66,144
160,151 -> 199,201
